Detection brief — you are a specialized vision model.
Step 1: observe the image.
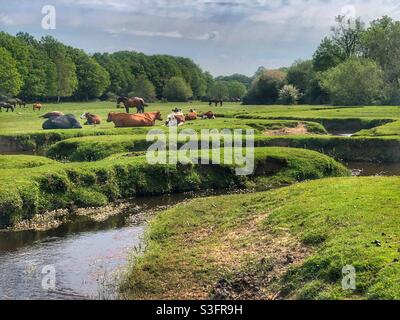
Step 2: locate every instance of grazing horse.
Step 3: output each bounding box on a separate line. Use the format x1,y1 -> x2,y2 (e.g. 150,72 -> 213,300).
208,99 -> 223,107
107,111 -> 162,127
202,111 -> 216,119
15,98 -> 26,108
81,112 -> 101,125
42,114 -> 82,130
185,109 -> 198,121
40,111 -> 65,119
33,103 -> 43,111
116,97 -> 147,114
0,102 -> 15,112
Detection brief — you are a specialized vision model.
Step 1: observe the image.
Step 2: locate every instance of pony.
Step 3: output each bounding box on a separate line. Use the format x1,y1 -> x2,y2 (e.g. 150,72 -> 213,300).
15,98 -> 26,108
116,96 -> 147,114
208,99 -> 223,107
107,111 -> 162,127
80,112 -> 101,125
0,102 -> 15,112
42,115 -> 82,130
33,103 -> 43,111
185,109 -> 198,121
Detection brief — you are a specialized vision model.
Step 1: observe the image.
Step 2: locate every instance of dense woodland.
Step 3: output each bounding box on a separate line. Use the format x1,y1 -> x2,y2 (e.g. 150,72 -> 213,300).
1,15 -> 400,105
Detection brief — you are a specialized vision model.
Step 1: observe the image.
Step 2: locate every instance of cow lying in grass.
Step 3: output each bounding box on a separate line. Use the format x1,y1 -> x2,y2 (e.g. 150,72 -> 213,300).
107,111 -> 162,127
42,114 -> 82,130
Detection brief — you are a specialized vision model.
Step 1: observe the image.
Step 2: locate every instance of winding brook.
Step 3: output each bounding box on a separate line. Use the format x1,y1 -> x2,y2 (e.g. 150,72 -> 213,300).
0,162 -> 399,300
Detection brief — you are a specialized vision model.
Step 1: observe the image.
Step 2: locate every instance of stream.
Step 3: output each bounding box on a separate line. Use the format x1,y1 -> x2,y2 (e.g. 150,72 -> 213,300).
0,162 -> 399,300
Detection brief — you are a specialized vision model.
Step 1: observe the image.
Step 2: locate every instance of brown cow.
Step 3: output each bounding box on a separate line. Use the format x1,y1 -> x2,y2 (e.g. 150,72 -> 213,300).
185,109 -> 198,121
107,111 -> 162,127
81,112 -> 101,125
202,111 -> 216,119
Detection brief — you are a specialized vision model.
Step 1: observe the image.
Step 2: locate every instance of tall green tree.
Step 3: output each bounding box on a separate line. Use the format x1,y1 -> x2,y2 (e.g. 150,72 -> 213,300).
362,16 -> 400,103
320,58 -> 384,105
0,48 -> 23,97
71,50 -> 110,100
208,81 -> 229,101
163,77 -> 193,102
227,81 -> 247,100
243,70 -> 286,104
131,74 -> 157,102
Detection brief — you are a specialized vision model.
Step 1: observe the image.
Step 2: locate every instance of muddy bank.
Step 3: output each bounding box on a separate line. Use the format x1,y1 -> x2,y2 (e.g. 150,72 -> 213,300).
255,135 -> 400,163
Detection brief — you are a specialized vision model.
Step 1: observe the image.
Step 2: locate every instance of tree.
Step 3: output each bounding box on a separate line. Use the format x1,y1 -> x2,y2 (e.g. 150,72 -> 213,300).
331,15 -> 365,59
319,58 -> 384,105
362,16 -> 400,103
40,36 -> 78,101
208,81 -> 229,101
215,74 -> 252,89
278,85 -> 302,105
131,74 -> 157,102
0,48 -> 23,97
243,69 -> 286,104
228,81 -> 247,100
287,60 -> 326,103
313,16 -> 365,72
162,77 -> 193,102
72,51 -> 110,100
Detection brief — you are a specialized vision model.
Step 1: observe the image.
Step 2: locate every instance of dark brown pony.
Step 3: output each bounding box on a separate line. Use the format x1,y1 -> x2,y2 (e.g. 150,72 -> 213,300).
107,111 -> 162,127
116,97 -> 147,114
81,112 -> 101,125
0,102 -> 15,112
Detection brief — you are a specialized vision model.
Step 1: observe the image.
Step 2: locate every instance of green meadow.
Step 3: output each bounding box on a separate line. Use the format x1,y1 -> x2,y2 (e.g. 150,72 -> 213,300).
1,101 -> 400,300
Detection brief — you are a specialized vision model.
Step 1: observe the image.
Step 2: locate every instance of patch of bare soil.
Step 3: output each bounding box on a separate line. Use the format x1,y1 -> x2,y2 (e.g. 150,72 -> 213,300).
264,123 -> 309,136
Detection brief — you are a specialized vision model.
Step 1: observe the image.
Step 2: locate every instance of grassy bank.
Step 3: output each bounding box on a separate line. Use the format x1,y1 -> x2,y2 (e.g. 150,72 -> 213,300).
46,133 -> 400,163
121,176 -> 400,300
0,148 -> 348,228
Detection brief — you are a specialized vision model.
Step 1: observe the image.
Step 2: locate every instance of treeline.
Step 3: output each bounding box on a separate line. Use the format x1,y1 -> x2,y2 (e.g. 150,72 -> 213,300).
244,15 -> 400,106
0,31 -> 251,103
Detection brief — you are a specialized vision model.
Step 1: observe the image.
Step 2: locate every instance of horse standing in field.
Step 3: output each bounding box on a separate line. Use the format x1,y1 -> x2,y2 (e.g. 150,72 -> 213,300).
33,103 -> 43,111
16,98 -> 27,108
208,99 -> 223,107
107,111 -> 162,128
116,97 -> 147,114
81,112 -> 101,125
0,102 -> 15,112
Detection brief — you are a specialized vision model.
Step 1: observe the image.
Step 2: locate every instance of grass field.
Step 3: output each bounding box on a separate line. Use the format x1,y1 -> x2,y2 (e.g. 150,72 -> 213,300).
1,101 -> 400,300
121,176 -> 400,300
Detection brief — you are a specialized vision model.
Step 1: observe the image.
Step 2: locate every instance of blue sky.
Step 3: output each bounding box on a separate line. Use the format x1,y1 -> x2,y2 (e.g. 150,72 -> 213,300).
1,0 -> 400,76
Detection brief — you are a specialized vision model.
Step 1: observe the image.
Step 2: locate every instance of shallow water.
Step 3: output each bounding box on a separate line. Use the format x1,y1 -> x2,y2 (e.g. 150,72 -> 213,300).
346,161 -> 400,177
0,193 -> 197,300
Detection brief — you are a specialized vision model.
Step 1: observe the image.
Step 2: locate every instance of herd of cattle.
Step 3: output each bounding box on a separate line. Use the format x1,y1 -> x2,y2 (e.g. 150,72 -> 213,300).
40,108 -> 216,130
0,97 -> 216,130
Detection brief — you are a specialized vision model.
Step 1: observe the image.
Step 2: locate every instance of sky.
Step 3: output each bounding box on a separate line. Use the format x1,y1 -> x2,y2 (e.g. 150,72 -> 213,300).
1,0 -> 400,76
